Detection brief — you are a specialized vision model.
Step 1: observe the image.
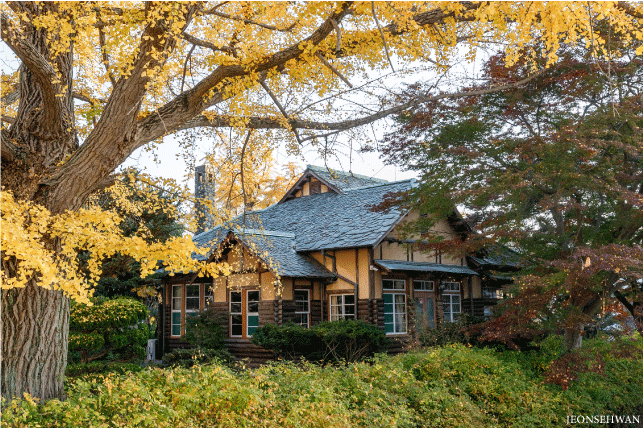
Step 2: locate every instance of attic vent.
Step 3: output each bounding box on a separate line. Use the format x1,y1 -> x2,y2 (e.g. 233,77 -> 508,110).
309,180 -> 321,194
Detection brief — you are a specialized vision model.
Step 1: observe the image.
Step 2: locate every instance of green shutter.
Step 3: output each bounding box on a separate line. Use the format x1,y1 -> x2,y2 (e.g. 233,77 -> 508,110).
384,293 -> 394,333
172,312 -> 181,336
247,315 -> 259,336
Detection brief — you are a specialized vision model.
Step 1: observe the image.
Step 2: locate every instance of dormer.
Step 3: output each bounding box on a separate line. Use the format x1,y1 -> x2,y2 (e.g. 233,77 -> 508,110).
279,165 -> 388,203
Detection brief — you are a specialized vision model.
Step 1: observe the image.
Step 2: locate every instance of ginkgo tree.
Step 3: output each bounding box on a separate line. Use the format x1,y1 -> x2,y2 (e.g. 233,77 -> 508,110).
1,1 -> 642,402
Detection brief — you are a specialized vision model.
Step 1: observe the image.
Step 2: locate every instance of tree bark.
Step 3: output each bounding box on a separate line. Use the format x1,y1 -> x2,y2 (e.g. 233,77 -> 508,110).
563,324 -> 584,351
1,282 -> 70,401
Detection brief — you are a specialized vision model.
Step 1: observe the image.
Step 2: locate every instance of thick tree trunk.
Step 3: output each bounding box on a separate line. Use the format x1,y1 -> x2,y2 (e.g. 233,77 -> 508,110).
1,281 -> 70,401
563,324 -> 584,351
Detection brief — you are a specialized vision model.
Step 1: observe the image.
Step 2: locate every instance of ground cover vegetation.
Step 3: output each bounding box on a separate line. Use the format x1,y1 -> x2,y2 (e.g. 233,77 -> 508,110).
2,335 -> 642,428
381,42 -> 643,350
2,1 -> 643,402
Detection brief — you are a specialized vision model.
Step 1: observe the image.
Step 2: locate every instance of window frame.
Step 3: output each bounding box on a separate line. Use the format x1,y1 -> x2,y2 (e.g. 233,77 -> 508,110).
441,292 -> 461,322
382,278 -> 406,291
229,290 -> 243,338
413,280 -> 434,292
384,292 -> 407,335
171,284 -> 182,337
329,294 -> 356,321
294,289 -> 310,328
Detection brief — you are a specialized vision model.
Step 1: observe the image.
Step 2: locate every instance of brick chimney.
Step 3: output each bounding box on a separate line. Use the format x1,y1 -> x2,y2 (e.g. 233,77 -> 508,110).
194,164 -> 215,235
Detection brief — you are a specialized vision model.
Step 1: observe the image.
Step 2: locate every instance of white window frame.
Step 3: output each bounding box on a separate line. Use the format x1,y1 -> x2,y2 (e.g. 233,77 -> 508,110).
413,280 -> 434,291
294,289 -> 310,328
171,284 -> 182,337
441,287 -> 461,323
185,283 -> 201,314
442,281 -> 460,292
329,294 -> 355,321
384,292 -> 407,335
230,291 -> 243,338
382,278 -> 406,291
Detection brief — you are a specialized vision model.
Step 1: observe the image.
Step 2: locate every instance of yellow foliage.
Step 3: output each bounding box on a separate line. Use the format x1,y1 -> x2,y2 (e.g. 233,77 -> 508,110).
1,191 -> 231,303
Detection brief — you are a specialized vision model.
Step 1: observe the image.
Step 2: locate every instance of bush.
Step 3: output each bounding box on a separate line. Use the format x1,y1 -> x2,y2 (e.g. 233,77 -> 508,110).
162,348 -> 235,368
69,297 -> 149,364
252,319 -> 388,363
183,307 -> 228,350
251,323 -> 318,360
4,340 -> 643,428
417,315 -> 482,348
65,361 -> 143,378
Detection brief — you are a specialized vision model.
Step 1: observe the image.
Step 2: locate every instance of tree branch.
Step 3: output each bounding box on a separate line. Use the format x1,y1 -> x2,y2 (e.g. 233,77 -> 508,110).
0,12 -> 65,133
134,2 -> 355,147
316,52 -> 353,88
259,80 -> 302,145
176,69 -> 546,134
202,8 -> 298,32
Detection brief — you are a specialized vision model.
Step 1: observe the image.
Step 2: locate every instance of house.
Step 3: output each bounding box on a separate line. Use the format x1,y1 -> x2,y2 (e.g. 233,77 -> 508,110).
159,165 -> 518,360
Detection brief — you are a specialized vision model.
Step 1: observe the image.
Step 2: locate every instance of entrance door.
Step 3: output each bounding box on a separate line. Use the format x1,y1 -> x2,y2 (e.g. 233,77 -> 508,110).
414,291 -> 435,329
230,289 -> 260,338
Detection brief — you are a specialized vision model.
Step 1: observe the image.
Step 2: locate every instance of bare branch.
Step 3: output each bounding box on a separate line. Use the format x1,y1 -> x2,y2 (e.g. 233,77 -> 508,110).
259,80 -> 302,145
371,2 -> 395,72
0,12 -> 65,133
72,92 -> 106,104
180,44 -> 197,93
316,52 -> 353,88
177,69 -> 546,134
616,1 -> 643,20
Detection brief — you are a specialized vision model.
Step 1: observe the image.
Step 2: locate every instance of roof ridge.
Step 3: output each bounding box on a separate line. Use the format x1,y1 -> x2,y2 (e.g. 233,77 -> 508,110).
343,178 -> 415,192
306,165 -> 388,183
234,228 -> 295,238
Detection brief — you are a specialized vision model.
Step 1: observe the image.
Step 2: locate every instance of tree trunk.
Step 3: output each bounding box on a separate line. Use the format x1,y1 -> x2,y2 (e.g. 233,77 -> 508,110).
1,281 -> 70,401
563,324 -> 584,351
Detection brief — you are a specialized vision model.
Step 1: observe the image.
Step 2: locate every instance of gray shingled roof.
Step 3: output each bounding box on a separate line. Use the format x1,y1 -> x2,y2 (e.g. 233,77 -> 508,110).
194,228 -> 334,278
374,259 -> 479,276
307,165 -> 388,192
196,179 -> 414,252
468,245 -> 522,270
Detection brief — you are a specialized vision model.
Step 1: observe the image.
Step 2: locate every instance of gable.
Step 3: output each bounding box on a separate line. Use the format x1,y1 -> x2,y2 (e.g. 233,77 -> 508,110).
279,165 -> 389,203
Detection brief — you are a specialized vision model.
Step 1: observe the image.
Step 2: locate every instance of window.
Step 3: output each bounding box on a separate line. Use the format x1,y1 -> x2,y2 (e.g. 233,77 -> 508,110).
329,294 -> 355,321
247,290 -> 259,336
442,293 -> 461,322
230,291 -> 243,337
482,287 -> 500,299
293,289 -> 310,327
384,293 -> 407,334
186,284 -> 200,312
442,282 -> 460,292
382,279 -> 405,290
230,290 -> 260,338
413,280 -> 434,291
171,285 -> 182,336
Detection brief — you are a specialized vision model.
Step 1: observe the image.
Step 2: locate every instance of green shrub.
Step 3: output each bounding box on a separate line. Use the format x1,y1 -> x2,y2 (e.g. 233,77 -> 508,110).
4,341 -> 643,428
314,319 -> 389,363
65,361 -> 143,378
184,307 -> 227,350
69,297 -> 149,364
251,323 -> 318,360
252,319 -> 388,363
162,348 -> 235,368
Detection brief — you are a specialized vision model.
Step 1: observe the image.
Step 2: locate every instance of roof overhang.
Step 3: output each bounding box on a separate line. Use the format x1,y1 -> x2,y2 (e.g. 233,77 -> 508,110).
374,259 -> 479,276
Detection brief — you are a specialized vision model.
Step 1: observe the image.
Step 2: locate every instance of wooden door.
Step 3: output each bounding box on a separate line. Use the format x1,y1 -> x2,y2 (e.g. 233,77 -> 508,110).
414,291 -> 435,329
